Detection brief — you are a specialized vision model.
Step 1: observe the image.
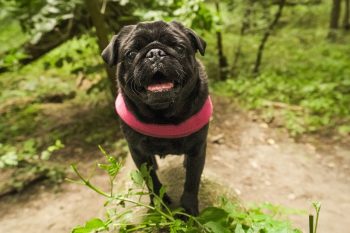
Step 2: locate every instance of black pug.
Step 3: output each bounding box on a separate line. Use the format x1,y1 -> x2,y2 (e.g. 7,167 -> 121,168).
101,20 -> 212,216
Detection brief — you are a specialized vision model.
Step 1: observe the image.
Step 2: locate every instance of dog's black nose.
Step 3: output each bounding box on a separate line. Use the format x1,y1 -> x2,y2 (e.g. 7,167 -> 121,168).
146,48 -> 166,60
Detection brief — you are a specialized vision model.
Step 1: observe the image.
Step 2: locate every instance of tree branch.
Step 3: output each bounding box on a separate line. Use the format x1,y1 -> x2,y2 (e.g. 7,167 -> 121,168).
253,0 -> 286,76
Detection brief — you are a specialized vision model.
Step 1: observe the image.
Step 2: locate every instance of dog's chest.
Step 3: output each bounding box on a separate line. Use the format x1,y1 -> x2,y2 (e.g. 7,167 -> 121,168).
143,137 -> 186,156
121,122 -> 188,156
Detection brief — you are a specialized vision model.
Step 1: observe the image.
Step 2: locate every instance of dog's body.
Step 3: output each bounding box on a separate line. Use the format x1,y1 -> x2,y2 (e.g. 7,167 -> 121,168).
102,21 -> 210,215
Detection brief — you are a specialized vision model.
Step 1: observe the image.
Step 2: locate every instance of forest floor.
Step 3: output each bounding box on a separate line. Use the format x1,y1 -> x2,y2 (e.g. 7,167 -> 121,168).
0,95 -> 349,233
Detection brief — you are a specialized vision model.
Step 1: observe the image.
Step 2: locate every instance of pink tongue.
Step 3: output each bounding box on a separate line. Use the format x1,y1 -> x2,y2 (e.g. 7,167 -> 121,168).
147,82 -> 174,92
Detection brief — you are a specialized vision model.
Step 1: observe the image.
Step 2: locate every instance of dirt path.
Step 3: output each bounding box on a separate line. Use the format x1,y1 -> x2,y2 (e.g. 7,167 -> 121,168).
0,169 -> 109,233
207,98 -> 350,232
0,96 -> 349,233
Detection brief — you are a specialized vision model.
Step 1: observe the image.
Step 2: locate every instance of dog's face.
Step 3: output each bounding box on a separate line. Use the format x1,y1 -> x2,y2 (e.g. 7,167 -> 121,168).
102,21 -> 206,109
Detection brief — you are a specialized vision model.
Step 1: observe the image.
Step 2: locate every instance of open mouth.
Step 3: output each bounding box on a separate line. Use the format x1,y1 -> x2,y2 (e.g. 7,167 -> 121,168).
146,72 -> 175,93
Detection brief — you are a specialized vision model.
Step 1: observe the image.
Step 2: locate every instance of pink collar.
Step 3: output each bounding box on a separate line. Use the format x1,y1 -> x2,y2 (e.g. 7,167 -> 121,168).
115,93 -> 213,138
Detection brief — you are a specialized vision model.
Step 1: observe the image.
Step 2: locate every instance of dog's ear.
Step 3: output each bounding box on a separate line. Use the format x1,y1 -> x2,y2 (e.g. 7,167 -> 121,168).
101,25 -> 134,66
185,28 -> 206,56
101,35 -> 118,66
170,21 -> 206,56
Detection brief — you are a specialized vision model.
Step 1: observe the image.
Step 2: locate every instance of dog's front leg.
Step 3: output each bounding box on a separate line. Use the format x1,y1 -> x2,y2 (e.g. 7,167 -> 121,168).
181,142 -> 206,216
129,147 -> 171,205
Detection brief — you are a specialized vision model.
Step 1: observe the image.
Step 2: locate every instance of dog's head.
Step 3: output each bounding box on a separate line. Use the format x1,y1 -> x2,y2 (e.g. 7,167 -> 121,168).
102,21 -> 206,109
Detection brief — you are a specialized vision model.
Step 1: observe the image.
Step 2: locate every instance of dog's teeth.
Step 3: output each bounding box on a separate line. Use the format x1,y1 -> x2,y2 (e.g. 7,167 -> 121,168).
147,82 -> 174,92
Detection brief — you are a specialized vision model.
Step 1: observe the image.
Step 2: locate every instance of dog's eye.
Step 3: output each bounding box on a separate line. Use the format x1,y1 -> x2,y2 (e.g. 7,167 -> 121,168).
126,51 -> 137,60
174,46 -> 185,55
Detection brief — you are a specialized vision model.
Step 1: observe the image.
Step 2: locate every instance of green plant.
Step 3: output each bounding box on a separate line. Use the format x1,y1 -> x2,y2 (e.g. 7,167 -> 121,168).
134,0 -> 214,30
205,1 -> 350,137
70,147 -> 303,233
0,139 -> 64,169
309,202 -> 321,233
212,60 -> 350,136
0,139 -> 65,193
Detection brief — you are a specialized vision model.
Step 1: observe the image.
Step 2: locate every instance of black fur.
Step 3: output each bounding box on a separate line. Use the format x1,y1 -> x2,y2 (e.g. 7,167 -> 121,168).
102,20 -> 209,216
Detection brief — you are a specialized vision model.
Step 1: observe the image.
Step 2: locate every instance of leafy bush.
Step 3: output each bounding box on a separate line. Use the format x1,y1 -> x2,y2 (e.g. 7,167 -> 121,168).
0,139 -> 65,193
0,139 -> 64,168
38,34 -> 101,75
0,17 -> 29,53
0,34 -> 101,105
212,71 -> 350,136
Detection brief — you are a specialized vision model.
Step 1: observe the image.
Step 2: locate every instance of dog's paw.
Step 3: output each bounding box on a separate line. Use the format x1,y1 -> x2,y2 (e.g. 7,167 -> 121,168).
162,193 -> 172,205
180,192 -> 199,216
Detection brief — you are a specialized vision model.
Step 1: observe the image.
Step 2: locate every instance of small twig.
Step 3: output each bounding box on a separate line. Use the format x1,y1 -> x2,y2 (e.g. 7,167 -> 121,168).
100,0 -> 107,14
253,0 -> 286,75
313,202 -> 321,233
123,222 -> 172,232
174,211 -> 207,230
65,178 -> 84,185
138,183 -> 146,203
314,213 -> 319,233
309,215 -> 314,233
262,100 -> 304,111
71,163 -> 175,222
70,164 -> 110,198
110,177 -> 114,197
115,196 -> 175,221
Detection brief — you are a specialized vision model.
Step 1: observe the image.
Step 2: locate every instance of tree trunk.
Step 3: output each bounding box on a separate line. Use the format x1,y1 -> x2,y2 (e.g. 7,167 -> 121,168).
84,0 -> 116,97
216,31 -> 228,81
330,0 -> 342,29
328,0 -> 342,38
232,0 -> 253,76
215,2 -> 228,81
344,0 -> 350,30
253,0 -> 286,76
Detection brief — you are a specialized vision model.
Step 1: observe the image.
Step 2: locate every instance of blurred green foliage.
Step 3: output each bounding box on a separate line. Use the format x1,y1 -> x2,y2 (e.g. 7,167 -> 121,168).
0,139 -> 65,193
0,0 -> 349,196
134,0 -> 214,30
0,139 -> 64,168
211,1 -> 350,135
0,0 -> 80,36
0,19 -> 28,53
0,35 -> 99,103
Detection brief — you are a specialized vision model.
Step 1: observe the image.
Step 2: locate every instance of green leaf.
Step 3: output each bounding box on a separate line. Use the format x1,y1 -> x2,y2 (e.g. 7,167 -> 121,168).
235,223 -> 245,233
22,139 -> 36,154
159,186 -> 166,199
139,163 -> 153,190
71,218 -> 106,233
97,146 -> 122,178
98,161 -> 121,178
0,151 -> 18,167
130,170 -> 144,186
198,207 -> 229,224
152,196 -> 161,209
338,125 -> 350,135
85,218 -> 105,229
204,221 -> 230,233
40,150 -> 51,160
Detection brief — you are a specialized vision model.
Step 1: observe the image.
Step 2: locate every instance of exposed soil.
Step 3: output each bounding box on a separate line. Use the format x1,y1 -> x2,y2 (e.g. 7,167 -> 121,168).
0,96 -> 349,233
207,97 -> 350,233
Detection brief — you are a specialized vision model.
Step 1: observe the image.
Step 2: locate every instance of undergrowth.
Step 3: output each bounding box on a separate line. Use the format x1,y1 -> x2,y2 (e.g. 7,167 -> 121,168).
0,34 -> 111,193
0,139 -> 65,194
69,147 -> 306,233
204,2 -> 350,137
211,30 -> 350,136
0,34 -> 102,104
